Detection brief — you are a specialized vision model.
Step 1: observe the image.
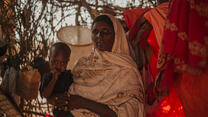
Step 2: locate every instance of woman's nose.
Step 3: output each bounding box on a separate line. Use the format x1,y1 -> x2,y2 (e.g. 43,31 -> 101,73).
95,32 -> 101,38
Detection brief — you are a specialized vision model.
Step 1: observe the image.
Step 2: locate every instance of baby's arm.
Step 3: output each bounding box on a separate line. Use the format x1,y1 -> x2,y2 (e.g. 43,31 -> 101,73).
42,71 -> 61,98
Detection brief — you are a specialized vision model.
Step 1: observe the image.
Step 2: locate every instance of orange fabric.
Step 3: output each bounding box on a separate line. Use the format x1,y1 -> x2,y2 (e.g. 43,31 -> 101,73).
144,2 -> 169,47
175,69 -> 208,117
143,2 -> 169,79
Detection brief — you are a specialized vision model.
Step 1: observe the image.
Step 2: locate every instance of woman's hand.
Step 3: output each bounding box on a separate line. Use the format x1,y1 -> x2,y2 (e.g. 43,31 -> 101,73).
68,94 -> 86,110
68,94 -> 117,117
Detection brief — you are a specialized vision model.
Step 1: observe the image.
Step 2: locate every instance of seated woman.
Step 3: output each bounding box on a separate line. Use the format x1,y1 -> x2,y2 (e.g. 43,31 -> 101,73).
68,14 -> 145,117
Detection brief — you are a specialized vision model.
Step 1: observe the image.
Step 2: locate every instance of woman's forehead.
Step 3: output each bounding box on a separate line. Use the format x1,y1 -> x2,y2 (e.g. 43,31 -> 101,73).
92,21 -> 113,29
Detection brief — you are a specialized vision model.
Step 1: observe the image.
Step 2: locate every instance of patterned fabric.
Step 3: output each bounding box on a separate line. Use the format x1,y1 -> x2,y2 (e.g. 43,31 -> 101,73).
144,2 -> 169,78
156,0 -> 208,117
157,0 -> 208,90
69,14 -> 145,117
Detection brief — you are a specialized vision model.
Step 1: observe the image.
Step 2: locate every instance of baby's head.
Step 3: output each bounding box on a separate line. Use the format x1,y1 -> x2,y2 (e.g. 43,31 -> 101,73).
49,42 -> 71,72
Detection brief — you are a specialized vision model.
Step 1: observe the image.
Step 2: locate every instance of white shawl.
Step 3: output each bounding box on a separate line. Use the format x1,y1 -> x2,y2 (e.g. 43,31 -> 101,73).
70,14 -> 145,117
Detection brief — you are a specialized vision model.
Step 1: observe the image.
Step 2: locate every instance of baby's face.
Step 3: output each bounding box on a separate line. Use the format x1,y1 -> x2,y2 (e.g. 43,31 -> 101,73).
49,51 -> 69,72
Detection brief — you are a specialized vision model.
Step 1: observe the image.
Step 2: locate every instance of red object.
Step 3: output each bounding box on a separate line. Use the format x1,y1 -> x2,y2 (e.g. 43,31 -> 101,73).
157,0 -> 208,117
176,69 -> 208,117
123,2 -> 186,117
123,8 -> 150,29
45,114 -> 53,117
158,0 -> 208,91
146,87 -> 185,117
144,2 -> 169,79
147,30 -> 159,78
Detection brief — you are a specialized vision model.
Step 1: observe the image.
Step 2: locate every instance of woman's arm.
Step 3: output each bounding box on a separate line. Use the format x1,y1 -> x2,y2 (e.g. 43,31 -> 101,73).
69,95 -> 117,117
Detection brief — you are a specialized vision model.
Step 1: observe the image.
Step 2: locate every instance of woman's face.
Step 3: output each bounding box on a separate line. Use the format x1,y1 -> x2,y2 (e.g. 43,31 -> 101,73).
92,21 -> 115,52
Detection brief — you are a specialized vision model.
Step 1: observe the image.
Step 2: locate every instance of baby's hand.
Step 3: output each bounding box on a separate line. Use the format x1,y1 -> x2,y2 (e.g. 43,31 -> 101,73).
66,92 -> 70,98
52,70 -> 61,80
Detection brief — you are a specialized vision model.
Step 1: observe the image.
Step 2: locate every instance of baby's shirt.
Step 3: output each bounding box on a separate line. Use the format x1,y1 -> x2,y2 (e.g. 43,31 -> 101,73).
39,70 -> 73,97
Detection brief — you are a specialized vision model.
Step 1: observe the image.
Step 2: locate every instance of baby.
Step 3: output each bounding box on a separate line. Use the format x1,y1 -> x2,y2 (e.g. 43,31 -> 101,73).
39,42 -> 74,117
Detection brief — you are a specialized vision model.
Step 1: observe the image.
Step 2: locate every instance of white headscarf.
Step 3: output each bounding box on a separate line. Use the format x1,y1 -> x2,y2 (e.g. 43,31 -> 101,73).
107,14 -> 130,55
70,14 -> 144,117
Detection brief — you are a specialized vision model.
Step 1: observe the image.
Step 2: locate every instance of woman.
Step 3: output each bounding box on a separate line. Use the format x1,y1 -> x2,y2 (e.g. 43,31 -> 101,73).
156,0 -> 208,117
68,14 -> 145,117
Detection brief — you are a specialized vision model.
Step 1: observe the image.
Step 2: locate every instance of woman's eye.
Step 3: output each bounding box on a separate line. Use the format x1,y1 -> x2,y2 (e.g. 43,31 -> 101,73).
92,30 -> 98,35
92,29 -> 112,36
102,29 -> 111,35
